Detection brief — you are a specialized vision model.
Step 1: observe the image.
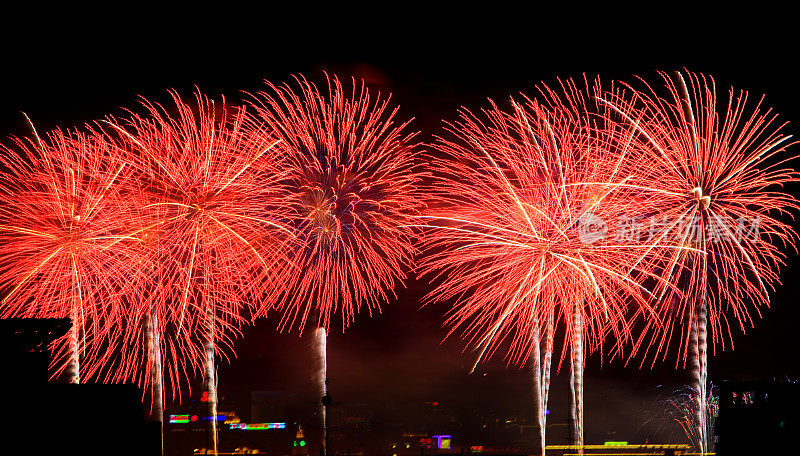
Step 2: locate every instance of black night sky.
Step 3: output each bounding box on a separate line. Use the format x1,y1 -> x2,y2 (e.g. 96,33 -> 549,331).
2,7 -> 799,453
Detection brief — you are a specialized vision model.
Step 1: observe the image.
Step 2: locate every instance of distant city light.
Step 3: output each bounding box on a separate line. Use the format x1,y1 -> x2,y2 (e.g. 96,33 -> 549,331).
229,422 -> 286,430
548,444 -> 689,451
248,422 -> 286,430
169,415 -> 190,424
432,435 -> 452,450
172,414 -> 227,424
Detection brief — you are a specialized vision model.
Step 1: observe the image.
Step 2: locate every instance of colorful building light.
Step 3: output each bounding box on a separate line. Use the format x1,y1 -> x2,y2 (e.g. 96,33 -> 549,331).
547,444 -> 690,450
247,422 -> 286,430
169,415 -> 190,424
228,422 -> 287,430
604,441 -> 628,446
432,435 -> 452,450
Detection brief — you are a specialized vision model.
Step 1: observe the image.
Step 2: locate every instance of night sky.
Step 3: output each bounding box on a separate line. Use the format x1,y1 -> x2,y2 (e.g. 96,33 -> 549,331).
2,8 -> 799,449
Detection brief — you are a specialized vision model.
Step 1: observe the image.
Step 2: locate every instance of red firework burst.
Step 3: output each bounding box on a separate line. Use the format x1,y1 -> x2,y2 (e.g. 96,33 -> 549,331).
100,90 -> 294,399
598,71 -> 800,364
0,122 -> 140,382
243,75 -> 421,332
419,78 -> 668,368
417,78 -> 694,450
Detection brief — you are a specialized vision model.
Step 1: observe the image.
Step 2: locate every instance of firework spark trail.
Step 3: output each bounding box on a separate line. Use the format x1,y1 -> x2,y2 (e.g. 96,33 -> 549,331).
569,305 -> 583,452
529,316 -> 554,456
205,311 -> 218,455
600,70 -> 800,452
651,384 -> 719,449
529,325 -> 543,455
315,327 -> 328,456
690,303 -> 708,454
99,90 -> 294,454
539,321 -> 554,453
0,125 -> 140,383
145,307 -> 164,450
419,78 -> 679,454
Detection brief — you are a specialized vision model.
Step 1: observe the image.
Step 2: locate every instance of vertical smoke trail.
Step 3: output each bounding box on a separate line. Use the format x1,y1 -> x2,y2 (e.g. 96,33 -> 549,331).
698,303 -> 708,455
690,301 -> 709,454
569,305 -> 584,454
315,327 -> 328,456
541,323 -> 553,455
67,307 -> 80,384
145,309 -> 164,454
530,325 -> 544,456
205,311 -> 218,456
530,319 -> 553,456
